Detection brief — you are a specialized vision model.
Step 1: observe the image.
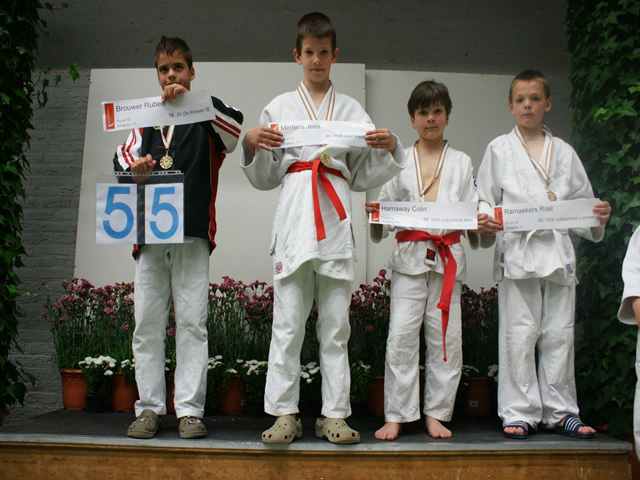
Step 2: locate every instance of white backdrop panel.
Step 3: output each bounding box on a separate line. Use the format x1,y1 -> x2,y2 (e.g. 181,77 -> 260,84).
365,70 -> 516,289
76,63 -> 366,286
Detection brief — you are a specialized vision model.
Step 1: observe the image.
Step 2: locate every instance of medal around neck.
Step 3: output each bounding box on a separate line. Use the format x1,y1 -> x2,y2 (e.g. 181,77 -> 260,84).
160,154 -> 174,170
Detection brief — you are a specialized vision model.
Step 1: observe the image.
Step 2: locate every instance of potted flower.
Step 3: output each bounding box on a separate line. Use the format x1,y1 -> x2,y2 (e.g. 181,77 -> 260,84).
205,355 -> 224,414
112,358 -> 137,412
350,361 -> 372,415
299,361 -> 322,414
460,285 -> 499,418
238,359 -> 268,415
47,279 -> 96,410
220,359 -> 246,416
78,355 -> 117,413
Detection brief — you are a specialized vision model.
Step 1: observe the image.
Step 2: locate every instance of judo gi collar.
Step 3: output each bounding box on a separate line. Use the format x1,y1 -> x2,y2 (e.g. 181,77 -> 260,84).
297,81 -> 336,121
514,126 -> 557,201
413,140 -> 449,199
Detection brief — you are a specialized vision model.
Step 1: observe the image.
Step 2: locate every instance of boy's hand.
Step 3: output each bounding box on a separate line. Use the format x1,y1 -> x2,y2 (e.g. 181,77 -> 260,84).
161,83 -> 188,102
477,213 -> 502,233
365,202 -> 380,214
593,200 -> 612,226
365,129 -> 397,153
632,298 -> 640,327
131,154 -> 155,183
243,126 -> 284,154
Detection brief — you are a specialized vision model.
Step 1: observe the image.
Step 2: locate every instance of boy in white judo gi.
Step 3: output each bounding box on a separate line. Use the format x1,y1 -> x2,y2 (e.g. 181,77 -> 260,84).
368,80 -> 478,440
241,12 -> 404,444
116,37 -> 243,439
476,69 -> 611,439
618,226 -> 640,458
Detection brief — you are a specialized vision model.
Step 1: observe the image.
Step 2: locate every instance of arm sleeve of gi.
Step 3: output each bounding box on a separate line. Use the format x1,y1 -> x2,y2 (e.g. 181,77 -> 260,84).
240,107 -> 285,191
619,226 -> 640,325
476,143 -> 501,248
566,146 -> 605,242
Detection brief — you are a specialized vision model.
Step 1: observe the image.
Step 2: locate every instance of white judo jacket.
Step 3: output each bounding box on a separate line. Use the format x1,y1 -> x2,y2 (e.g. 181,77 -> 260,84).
476,128 -> 604,284
242,82 -> 405,280
371,144 -> 478,280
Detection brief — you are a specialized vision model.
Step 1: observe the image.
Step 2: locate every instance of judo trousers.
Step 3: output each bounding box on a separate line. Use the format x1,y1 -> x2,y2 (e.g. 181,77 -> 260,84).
264,261 -> 352,418
498,277 -> 579,428
384,271 -> 462,423
133,239 -> 209,418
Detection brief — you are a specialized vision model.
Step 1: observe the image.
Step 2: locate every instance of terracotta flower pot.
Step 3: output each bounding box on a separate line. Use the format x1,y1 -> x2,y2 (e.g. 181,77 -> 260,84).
367,376 -> 385,417
60,368 -> 87,410
112,373 -> 138,412
464,376 -> 491,417
220,376 -> 246,416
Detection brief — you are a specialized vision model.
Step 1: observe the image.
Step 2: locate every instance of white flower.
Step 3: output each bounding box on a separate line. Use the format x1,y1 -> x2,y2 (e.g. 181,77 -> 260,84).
301,371 -> 309,379
104,370 -> 113,376
226,368 -> 238,375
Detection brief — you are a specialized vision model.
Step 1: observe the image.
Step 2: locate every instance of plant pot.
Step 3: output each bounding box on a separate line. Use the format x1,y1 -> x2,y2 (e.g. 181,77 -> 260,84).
85,381 -> 113,413
166,372 -> 175,415
112,373 -> 138,412
60,368 -> 87,410
464,376 -> 491,417
367,376 -> 385,417
220,377 -> 246,416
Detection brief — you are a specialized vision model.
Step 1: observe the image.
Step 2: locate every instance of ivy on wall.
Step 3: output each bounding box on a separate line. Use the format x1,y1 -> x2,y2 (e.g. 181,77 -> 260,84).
0,1 -> 48,413
567,0 -> 640,436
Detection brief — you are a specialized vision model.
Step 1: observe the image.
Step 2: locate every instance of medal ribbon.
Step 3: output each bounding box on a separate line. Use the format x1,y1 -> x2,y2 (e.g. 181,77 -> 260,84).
160,125 -> 175,156
395,229 -> 461,362
514,126 -> 554,192
297,82 -> 336,121
287,159 -> 346,241
414,141 -> 448,198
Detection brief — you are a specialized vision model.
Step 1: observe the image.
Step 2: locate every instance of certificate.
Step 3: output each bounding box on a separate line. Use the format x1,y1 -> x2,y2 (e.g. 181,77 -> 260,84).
102,91 -> 217,132
494,198 -> 600,232
369,201 -> 477,230
270,120 -> 374,148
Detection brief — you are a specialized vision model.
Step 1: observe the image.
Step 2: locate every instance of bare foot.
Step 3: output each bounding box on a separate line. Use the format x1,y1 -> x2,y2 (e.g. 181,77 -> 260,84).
375,422 -> 401,441
426,416 -> 452,439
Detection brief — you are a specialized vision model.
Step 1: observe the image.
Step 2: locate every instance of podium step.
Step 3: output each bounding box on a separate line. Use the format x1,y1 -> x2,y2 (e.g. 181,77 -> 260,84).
0,411 -> 631,480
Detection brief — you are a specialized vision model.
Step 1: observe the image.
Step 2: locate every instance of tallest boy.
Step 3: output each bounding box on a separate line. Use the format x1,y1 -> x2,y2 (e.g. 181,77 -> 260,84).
242,12 -> 404,444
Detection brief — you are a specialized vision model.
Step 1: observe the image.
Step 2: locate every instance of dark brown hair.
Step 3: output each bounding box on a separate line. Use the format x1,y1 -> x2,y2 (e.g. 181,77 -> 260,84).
154,36 -> 193,69
407,80 -> 453,117
296,12 -> 336,52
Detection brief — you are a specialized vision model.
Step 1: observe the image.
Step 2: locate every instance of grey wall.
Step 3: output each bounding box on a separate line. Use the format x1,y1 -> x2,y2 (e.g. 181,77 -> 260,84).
38,0 -> 569,75
5,0 -> 571,426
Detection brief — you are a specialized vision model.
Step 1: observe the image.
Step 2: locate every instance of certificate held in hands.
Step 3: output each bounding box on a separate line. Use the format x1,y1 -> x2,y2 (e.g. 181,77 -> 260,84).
369,201 -> 477,230
494,198 -> 601,232
102,90 -> 217,132
269,120 -> 374,148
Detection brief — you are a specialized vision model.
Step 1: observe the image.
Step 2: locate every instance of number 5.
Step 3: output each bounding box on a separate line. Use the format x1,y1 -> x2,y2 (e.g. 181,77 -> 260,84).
103,186 -> 135,239
149,186 -> 179,240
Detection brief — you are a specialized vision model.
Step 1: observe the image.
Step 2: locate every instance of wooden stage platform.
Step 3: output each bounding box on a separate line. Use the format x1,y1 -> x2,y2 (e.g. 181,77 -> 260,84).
0,411 -> 632,479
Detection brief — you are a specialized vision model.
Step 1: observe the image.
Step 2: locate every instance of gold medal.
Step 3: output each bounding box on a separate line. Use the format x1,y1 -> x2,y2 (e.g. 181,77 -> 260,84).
160,154 -> 173,170
547,190 -> 557,201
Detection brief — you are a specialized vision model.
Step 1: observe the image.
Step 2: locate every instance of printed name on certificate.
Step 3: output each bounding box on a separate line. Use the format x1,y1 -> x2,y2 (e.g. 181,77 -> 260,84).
494,198 -> 600,232
269,120 -> 374,148
102,90 -> 218,132
369,201 -> 477,230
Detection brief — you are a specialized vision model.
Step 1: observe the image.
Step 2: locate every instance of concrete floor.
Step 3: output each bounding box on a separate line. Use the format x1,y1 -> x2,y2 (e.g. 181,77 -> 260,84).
0,410 -> 631,454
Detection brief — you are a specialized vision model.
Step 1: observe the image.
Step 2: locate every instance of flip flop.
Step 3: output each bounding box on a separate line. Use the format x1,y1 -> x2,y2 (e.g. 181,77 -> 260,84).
556,415 -> 595,439
503,420 -> 531,440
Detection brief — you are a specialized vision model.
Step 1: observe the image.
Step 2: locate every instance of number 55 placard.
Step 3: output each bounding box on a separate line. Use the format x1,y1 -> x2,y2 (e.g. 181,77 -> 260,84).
96,183 -> 184,244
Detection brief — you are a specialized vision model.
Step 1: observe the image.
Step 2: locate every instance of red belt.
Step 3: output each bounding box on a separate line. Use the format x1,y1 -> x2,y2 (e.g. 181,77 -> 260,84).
287,159 -> 346,241
395,230 -> 461,362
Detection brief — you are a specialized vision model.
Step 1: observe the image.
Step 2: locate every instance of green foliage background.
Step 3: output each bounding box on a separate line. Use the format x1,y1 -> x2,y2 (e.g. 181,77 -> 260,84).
567,0 -> 640,436
0,1 -> 47,412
